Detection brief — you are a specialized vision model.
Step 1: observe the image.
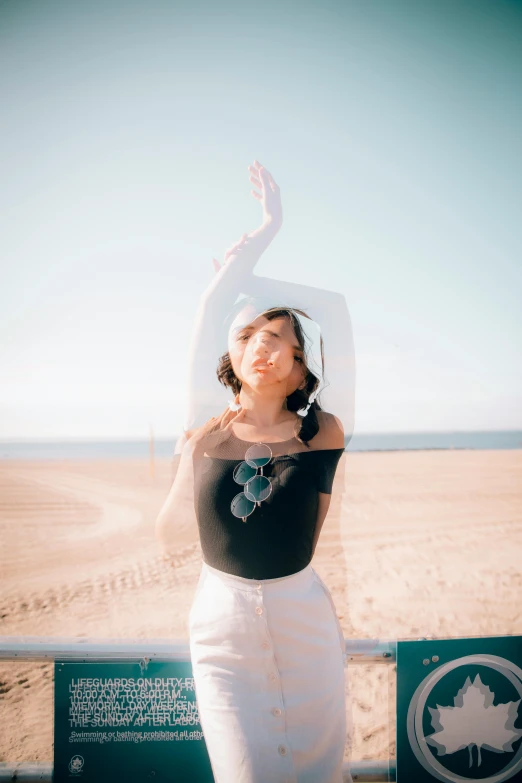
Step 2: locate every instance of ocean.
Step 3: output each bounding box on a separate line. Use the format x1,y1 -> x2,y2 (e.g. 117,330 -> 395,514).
0,431 -> 520,460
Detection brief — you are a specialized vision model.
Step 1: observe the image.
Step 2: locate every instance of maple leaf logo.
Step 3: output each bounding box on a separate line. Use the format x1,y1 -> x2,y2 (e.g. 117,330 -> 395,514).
426,673 -> 522,768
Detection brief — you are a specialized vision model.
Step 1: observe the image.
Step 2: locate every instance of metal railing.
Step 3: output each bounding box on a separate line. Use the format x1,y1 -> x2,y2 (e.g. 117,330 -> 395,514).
0,636 -> 397,782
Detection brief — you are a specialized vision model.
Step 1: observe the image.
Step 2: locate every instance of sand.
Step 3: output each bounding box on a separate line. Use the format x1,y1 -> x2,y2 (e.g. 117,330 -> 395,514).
1,449 -> 521,764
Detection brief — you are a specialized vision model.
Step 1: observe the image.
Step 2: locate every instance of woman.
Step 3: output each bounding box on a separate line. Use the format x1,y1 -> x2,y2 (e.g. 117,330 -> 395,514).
156,163 -> 354,783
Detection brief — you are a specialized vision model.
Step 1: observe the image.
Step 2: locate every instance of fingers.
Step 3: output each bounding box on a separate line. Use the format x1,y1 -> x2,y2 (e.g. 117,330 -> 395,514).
252,161 -> 270,189
248,164 -> 261,184
217,228 -> 253,273
250,160 -> 273,192
259,168 -> 273,192
249,163 -> 279,199
226,233 -> 247,253
253,158 -> 273,182
225,247 -> 244,260
259,166 -> 279,193
224,233 -> 249,261
265,169 -> 280,192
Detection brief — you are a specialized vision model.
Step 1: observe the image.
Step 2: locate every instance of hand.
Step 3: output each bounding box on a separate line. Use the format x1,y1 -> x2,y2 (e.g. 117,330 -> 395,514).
212,232 -> 251,274
211,161 -> 282,274
248,160 -> 282,229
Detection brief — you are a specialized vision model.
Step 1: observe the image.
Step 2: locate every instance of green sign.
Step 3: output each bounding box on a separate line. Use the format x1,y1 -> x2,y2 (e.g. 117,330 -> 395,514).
397,635 -> 522,782
54,660 -> 214,782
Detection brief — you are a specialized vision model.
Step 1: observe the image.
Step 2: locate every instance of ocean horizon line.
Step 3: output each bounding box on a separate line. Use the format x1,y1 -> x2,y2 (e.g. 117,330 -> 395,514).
0,430 -> 521,459
1,427 -> 520,443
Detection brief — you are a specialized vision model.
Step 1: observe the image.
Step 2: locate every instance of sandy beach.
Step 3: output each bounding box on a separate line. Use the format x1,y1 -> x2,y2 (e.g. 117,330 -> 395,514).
1,449 -> 521,764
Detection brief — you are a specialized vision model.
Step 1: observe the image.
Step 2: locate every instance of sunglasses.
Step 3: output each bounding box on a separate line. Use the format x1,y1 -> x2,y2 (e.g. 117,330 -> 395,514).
231,443 -> 273,522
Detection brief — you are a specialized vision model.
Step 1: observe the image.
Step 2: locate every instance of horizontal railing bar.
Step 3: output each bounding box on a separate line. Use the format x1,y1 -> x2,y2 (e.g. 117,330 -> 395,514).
346,638 -> 396,663
348,761 -> 396,781
0,761 -> 396,782
0,636 -> 397,663
0,763 -> 53,782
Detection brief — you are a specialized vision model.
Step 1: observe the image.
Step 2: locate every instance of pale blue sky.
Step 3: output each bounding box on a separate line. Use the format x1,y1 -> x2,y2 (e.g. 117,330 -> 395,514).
1,0 -> 521,439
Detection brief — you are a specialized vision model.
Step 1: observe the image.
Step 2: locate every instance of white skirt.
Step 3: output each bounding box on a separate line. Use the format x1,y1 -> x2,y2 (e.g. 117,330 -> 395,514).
188,560 -> 350,783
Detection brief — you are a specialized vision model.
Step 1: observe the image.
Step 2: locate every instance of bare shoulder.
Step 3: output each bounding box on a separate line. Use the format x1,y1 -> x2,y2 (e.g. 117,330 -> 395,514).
310,410 -> 345,450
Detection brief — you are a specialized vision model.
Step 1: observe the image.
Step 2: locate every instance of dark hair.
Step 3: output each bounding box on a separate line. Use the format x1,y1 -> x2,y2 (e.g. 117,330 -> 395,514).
216,306 -> 324,447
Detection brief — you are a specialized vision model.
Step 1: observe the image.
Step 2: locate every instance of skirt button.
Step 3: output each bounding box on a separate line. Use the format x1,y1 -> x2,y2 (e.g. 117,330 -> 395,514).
255,607 -> 263,615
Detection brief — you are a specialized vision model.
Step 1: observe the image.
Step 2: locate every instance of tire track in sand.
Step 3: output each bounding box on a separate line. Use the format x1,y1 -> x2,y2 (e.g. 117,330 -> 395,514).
0,543 -> 201,625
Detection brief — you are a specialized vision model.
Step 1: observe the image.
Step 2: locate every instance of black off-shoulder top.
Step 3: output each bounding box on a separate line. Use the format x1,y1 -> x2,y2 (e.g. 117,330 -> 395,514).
192,430 -> 344,579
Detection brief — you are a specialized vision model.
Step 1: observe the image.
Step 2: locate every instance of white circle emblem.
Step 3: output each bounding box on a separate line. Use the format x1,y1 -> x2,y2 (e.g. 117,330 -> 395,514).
407,654 -> 522,783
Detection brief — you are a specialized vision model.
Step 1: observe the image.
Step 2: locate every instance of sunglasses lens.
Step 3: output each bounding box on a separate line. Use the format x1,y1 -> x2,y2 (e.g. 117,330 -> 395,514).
231,492 -> 256,519
233,461 -> 257,485
244,475 -> 272,502
231,443 -> 273,521
245,443 -> 272,468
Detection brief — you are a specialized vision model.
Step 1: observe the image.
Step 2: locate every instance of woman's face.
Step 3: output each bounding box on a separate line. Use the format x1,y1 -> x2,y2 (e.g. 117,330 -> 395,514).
227,306 -> 307,396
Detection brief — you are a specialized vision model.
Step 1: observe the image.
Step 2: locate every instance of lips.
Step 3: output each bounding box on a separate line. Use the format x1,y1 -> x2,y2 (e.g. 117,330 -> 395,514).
252,359 -> 271,370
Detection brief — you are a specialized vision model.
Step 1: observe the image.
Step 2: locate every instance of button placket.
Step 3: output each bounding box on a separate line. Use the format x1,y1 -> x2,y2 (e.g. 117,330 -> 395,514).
256,586 -> 271,651
253,589 -> 287,743
254,592 -> 274,676
250,587 -> 294,779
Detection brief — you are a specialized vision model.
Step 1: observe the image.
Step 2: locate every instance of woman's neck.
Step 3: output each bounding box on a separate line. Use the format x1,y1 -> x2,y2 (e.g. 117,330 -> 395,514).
230,410 -> 300,442
237,387 -> 291,429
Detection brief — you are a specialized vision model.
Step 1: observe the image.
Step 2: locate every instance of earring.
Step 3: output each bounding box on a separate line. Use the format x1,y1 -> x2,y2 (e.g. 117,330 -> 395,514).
296,388 -> 319,418
228,394 -> 242,411
296,389 -> 309,418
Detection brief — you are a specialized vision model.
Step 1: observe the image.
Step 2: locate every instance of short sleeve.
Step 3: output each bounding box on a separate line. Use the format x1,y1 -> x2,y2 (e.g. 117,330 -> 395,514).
316,448 -> 345,494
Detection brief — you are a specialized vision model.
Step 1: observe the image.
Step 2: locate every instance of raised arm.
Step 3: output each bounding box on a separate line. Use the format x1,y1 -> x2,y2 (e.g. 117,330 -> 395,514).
180,162 -> 283,445
181,161 -> 354,448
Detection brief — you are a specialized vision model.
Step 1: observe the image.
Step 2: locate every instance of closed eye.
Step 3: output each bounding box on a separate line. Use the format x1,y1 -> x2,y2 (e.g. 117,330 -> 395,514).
236,328 -> 304,362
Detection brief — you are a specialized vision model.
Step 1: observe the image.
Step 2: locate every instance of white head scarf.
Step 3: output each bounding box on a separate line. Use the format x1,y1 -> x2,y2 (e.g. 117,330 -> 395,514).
181,286 -> 355,446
